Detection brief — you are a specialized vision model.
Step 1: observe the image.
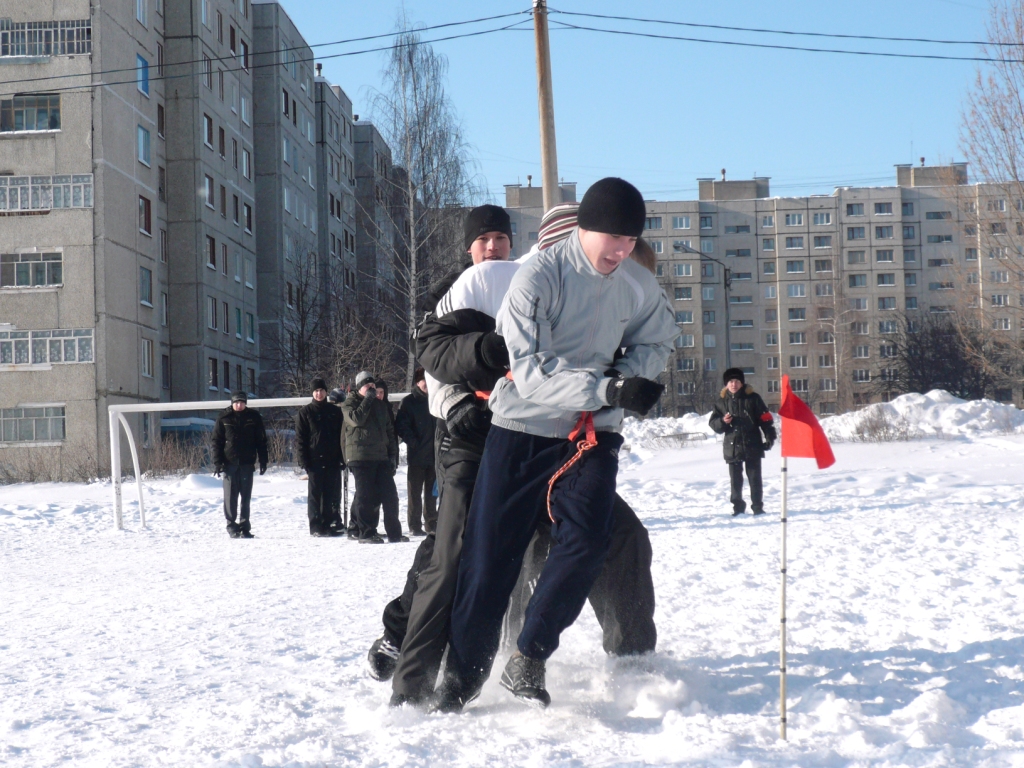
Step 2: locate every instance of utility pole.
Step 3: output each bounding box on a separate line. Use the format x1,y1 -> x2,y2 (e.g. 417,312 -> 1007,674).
532,0 -> 559,213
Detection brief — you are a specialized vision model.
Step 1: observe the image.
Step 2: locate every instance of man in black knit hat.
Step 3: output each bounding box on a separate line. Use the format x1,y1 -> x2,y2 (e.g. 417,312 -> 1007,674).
709,368 -> 776,516
212,390 -> 268,538
296,377 -> 345,537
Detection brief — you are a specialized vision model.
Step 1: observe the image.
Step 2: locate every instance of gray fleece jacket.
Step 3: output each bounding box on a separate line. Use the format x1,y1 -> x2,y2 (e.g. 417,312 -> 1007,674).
490,228 -> 678,438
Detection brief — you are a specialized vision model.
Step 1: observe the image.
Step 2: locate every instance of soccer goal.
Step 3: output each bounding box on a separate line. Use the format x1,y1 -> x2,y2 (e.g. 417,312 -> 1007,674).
108,393 -> 407,530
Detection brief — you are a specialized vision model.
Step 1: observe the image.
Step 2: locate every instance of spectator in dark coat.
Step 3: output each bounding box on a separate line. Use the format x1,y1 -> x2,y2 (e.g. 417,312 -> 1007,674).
342,372 -> 404,543
395,368 -> 435,536
295,378 -> 345,536
212,391 -> 268,538
709,368 -> 777,516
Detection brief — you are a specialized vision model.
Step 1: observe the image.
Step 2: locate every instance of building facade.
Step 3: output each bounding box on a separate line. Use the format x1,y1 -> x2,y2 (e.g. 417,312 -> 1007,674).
353,120 -> 396,317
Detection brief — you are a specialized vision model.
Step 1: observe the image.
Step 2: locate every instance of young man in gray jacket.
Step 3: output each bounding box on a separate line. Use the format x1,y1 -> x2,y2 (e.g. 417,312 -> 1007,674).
439,178 -> 678,710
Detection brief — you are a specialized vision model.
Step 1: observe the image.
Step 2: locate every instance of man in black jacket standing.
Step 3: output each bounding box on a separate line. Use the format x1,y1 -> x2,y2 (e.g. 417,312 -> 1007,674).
709,368 -> 777,516
212,391 -> 268,538
395,368 -> 435,536
295,377 -> 345,537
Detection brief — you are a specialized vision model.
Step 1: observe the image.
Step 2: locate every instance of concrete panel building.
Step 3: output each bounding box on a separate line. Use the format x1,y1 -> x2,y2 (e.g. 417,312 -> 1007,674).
504,180 -> 577,260
353,120 -> 396,315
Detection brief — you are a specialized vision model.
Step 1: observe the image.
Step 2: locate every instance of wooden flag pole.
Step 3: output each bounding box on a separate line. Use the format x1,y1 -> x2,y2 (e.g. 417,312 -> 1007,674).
779,455 -> 789,740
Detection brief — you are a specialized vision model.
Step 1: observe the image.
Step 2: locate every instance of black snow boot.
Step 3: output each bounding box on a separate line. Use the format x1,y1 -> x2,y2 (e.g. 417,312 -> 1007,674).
227,523 -> 242,538
500,651 -> 551,708
367,636 -> 400,681
427,673 -> 480,714
239,530 -> 255,538
359,533 -> 385,544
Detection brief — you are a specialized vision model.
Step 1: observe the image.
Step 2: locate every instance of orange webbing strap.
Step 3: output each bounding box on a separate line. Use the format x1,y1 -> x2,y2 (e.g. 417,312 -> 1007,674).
545,412 -> 597,523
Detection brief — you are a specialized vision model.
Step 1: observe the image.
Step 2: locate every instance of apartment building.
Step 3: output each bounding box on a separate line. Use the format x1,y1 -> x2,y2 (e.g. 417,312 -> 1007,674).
353,120 -> 397,316
252,0 -> 318,394
504,180 -> 577,260
164,0 -> 259,403
313,68 -> 357,332
506,162 -> 1018,416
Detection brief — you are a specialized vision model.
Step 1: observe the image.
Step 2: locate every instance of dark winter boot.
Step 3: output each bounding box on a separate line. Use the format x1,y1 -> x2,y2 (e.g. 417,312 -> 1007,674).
359,533 -> 385,544
227,522 -> 242,538
751,508 -> 765,516
500,651 -> 551,708
427,673 -> 480,714
367,636 -> 400,681
239,530 -> 255,538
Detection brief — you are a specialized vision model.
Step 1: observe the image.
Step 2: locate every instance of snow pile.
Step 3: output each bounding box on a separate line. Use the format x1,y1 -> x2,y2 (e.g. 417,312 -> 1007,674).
821,390 -> 1024,441
620,414 -> 715,447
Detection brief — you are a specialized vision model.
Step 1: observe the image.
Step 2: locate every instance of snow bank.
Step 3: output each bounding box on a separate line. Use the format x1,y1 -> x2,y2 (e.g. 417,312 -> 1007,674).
821,390 -> 1024,440
621,414 -> 716,446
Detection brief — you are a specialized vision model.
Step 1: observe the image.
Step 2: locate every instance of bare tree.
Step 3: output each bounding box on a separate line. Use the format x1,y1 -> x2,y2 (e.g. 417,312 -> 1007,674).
369,23 -> 481,389
265,251 -> 330,396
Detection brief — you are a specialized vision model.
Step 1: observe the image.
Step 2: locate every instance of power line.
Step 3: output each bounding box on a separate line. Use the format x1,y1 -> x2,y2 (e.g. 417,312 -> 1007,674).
0,10 -> 531,91
549,9 -> 1014,47
0,20 -> 532,99
547,20 -> 1024,64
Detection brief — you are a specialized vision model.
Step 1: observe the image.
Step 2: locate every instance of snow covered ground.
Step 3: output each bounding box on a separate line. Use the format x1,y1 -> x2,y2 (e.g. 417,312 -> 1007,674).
2,393 -> 1023,767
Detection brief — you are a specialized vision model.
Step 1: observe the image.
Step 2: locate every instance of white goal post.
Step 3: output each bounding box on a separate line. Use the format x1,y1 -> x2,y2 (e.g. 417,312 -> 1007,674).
109,393 -> 407,530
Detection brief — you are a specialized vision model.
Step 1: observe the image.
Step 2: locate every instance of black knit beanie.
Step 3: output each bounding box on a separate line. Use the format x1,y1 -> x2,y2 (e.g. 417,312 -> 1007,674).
577,178 -> 647,238
464,204 -> 513,251
311,377 -> 327,392
723,367 -> 745,386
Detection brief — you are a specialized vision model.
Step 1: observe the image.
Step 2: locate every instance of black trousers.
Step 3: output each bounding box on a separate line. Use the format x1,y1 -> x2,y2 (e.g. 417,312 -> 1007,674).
307,466 -> 341,534
385,424 -> 480,700
350,461 -> 402,541
328,467 -> 344,529
729,458 -> 763,513
406,464 -> 436,534
223,463 -> 254,533
504,493 -> 657,656
448,426 -> 623,689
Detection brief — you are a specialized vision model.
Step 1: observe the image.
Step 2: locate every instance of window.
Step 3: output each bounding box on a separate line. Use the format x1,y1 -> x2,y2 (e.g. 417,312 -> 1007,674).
785,237 -> 804,249
902,202 -> 914,216
762,215 -> 775,227
732,272 -> 752,281
991,294 -> 1009,307
724,225 -> 750,234
762,238 -> 775,251
789,355 -> 808,368
927,234 -> 953,244
703,335 -> 716,348
222,301 -> 229,335
702,286 -> 715,301
208,357 -> 218,390
246,312 -> 255,342
203,55 -> 212,89
217,10 -> 223,41
207,297 -> 218,330
819,354 -> 834,368
819,331 -> 834,343
925,211 -> 951,221
731,342 -> 755,352
220,243 -> 228,275
988,199 -> 1007,212
239,39 -> 249,70
701,240 -> 714,253
876,249 -> 894,262
874,202 -> 893,215
233,307 -> 242,339
0,94 -> 61,134
139,266 -> 152,306
206,236 -> 216,269
233,195 -> 239,225
0,329 -> 92,367
700,216 -> 713,229
766,309 -> 778,322
784,213 -> 803,226
847,227 -> 865,240
789,332 -> 806,345
905,248 -> 917,263
766,335 -> 778,347
223,359 -> 231,390
877,273 -> 895,286
243,203 -> 252,233
853,370 -> 871,383
850,322 -> 868,335
240,95 -> 249,125
0,406 -> 66,443
156,103 -> 165,137
675,311 -> 693,324
158,166 -> 165,202
141,338 -> 154,378
725,249 -> 751,258
965,225 -> 978,236
814,259 -> 833,272
218,127 -> 225,157
790,379 -> 809,393
905,273 -> 917,287
875,226 -> 894,239
788,308 -> 806,321
879,344 -> 897,359
676,358 -> 695,372
161,291 -> 168,326
673,263 -> 692,277
813,236 -> 832,249
138,196 -> 151,235
854,345 -> 870,359
851,298 -> 868,310
162,355 -> 170,389
1,252 -> 63,288
991,222 -> 1008,235
787,284 -> 806,298
764,285 -> 777,298
846,203 -> 864,216
644,217 -> 662,230
848,274 -> 867,288
136,55 -> 149,95
203,114 -> 213,147
903,225 -> 916,239
286,282 -> 294,307
815,282 -> 833,297
702,311 -> 716,324
729,295 -> 753,304
242,148 -> 251,179
219,185 -> 226,217
906,297 -> 918,310
204,176 -> 214,207
731,319 -> 754,328
676,334 -> 694,348
649,241 -> 663,254
135,125 -> 151,166
672,216 -> 690,229
993,317 -> 1011,330
991,270 -> 1010,283
248,367 -> 256,395
785,259 -> 805,273
845,251 -> 865,265
764,262 -> 776,276
811,212 -> 831,226
878,297 -> 897,310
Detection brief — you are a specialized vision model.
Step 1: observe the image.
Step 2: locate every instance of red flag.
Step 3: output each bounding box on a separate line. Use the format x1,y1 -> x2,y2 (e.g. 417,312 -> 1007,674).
778,375 -> 836,469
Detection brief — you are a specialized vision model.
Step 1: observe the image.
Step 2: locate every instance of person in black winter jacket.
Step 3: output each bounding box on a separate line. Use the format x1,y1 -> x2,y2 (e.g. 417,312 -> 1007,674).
709,368 -> 777,516
395,368 -> 435,535
295,377 -> 345,536
212,390 -> 268,538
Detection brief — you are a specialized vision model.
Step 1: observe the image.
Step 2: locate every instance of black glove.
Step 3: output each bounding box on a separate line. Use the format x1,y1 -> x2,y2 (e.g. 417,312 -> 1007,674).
763,437 -> 775,452
214,466 -> 223,478
259,464 -> 266,475
446,398 -> 491,443
480,332 -> 509,370
390,457 -> 398,476
605,376 -> 665,416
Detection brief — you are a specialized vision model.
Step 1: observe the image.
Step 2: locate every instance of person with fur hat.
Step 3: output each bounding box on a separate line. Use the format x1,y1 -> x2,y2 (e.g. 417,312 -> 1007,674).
212,390 -> 268,538
296,378 -> 345,537
709,368 -> 777,516
438,177 -> 678,710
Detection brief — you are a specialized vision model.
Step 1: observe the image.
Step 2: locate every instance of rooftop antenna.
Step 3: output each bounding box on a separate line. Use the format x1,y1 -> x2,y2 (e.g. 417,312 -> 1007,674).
721,168 -> 726,181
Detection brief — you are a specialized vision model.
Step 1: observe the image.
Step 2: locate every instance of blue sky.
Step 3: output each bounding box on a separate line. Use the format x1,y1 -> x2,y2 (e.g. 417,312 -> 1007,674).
276,0 -> 992,203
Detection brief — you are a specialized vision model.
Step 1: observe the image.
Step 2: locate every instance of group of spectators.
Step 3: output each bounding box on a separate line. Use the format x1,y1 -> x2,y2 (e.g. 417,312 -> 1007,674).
212,369 -> 437,543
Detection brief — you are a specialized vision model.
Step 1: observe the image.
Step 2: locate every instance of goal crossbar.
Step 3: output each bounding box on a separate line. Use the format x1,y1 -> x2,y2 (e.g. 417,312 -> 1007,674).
108,394 -> 407,530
